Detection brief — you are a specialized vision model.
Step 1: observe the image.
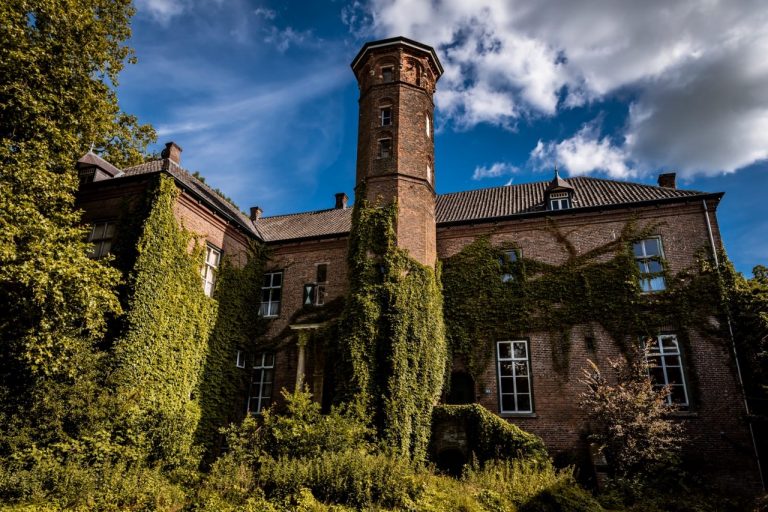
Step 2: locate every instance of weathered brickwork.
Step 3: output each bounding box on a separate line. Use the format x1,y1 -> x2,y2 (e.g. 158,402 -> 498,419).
352,39 -> 440,266
73,36 -> 761,495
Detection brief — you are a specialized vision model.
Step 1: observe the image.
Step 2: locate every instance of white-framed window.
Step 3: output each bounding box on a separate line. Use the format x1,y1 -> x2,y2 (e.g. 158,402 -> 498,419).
497,340 -> 533,413
426,164 -> 432,184
235,350 -> 246,368
644,334 -> 689,407
260,271 -> 282,317
426,114 -> 431,138
201,245 -> 221,297
500,249 -> 520,283
247,352 -> 275,414
548,192 -> 571,210
633,237 -> 666,292
382,66 -> 394,83
380,106 -> 392,126
377,138 -> 392,158
88,221 -> 116,259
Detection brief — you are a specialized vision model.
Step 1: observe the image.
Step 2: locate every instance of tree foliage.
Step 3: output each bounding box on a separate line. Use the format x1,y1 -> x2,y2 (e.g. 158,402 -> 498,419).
0,0 -> 155,410
579,349 -> 684,481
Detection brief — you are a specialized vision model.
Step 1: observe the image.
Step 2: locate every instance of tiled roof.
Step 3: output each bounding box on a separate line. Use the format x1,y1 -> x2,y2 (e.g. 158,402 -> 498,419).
120,159 -> 259,236
255,176 -> 713,242
253,208 -> 352,241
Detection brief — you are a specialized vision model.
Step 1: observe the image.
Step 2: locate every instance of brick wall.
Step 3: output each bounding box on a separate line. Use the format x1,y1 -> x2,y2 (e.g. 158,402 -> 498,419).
437,200 -> 761,492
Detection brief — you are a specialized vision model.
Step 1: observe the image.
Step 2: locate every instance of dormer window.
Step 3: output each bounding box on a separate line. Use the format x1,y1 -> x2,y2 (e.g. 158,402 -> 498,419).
548,192 -> 571,210
78,166 -> 96,185
382,66 -> 394,82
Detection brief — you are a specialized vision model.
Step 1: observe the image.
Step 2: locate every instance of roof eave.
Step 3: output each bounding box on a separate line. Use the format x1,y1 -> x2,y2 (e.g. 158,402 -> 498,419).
351,36 -> 444,76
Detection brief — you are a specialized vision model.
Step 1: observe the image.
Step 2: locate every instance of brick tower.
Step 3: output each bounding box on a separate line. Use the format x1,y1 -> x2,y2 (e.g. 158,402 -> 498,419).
351,37 -> 443,267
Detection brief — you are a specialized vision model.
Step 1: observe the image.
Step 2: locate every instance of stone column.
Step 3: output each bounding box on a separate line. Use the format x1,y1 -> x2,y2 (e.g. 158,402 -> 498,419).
295,330 -> 310,390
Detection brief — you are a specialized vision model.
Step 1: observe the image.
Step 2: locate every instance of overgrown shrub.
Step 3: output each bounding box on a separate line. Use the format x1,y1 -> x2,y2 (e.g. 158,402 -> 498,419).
432,404 -> 548,466
579,349 -> 684,486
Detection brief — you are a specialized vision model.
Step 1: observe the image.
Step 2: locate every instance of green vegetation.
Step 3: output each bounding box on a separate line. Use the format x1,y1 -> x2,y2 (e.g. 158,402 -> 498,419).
441,221 -> 726,379
336,198 -> 447,462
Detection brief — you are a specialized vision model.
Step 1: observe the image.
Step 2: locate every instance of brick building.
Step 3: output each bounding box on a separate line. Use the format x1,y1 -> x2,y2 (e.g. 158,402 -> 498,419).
75,37 -> 761,491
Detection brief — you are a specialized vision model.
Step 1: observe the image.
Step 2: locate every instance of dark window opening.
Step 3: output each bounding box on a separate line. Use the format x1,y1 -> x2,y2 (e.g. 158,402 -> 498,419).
447,372 -> 476,405
378,138 -> 392,158
382,66 -> 393,82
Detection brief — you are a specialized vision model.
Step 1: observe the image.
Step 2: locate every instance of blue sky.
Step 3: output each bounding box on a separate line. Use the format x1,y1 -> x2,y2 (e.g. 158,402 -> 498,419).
119,0 -> 768,275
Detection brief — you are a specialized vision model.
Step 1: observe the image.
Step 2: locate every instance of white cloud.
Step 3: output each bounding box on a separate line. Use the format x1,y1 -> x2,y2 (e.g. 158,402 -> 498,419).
472,162 -> 519,180
360,0 -> 768,177
530,125 -> 635,179
253,7 -> 276,20
135,0 -> 186,23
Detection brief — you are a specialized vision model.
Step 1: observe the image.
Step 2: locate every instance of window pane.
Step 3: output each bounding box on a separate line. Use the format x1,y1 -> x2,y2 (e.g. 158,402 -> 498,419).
514,362 -> 528,376
665,366 -> 684,385
632,242 -> 644,258
649,367 -> 666,385
660,336 -> 679,352
500,377 -> 514,393
499,362 -> 514,376
649,276 -> 666,291
263,274 -> 272,287
104,223 -> 116,238
647,260 -> 663,273
271,288 -> 281,301
260,398 -> 271,410
262,383 -> 273,398
517,394 -> 531,412
513,342 -> 527,359
498,343 -> 512,359
516,376 -> 530,393
261,289 -> 271,302
669,386 -> 687,404
501,395 -> 515,412
272,272 -> 282,286
644,238 -> 660,256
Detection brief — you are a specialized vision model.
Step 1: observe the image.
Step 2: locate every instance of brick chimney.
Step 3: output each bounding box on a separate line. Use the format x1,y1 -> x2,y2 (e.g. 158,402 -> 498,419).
249,206 -> 263,220
658,172 -> 676,189
335,192 -> 348,209
161,141 -> 183,165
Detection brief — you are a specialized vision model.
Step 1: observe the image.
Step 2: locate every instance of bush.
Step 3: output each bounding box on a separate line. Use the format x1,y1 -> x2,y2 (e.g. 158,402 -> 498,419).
431,404 -> 548,467
465,459 -> 603,512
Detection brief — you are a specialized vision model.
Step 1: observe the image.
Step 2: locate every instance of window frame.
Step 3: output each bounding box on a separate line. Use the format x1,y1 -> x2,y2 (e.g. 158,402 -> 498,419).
380,106 -> 392,127
247,352 -> 275,414
643,334 -> 690,407
633,237 -> 667,293
377,137 -> 392,159
500,248 -> 521,283
548,192 -> 571,211
381,66 -> 394,83
496,339 -> 534,414
201,244 -> 221,297
88,220 -> 116,259
260,270 -> 283,317
235,350 -> 246,369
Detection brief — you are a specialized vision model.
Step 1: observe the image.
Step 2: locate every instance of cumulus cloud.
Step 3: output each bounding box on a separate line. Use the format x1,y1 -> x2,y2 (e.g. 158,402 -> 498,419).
530,125 -> 635,179
135,0 -> 186,23
357,0 -> 768,177
472,162 -> 519,180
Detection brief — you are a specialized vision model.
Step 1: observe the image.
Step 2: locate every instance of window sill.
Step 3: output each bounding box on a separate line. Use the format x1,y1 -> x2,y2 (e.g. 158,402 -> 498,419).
500,412 -> 537,418
665,410 -> 698,418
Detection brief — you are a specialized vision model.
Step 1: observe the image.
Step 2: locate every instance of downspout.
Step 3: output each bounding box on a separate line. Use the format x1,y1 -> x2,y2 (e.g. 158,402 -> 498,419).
703,198 -> 764,489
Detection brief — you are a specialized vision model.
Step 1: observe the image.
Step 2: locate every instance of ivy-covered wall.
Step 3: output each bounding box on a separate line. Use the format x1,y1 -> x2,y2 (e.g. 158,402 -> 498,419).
110,175 -> 218,468
196,242 -> 268,459
336,199 -> 447,463
441,219 -> 725,380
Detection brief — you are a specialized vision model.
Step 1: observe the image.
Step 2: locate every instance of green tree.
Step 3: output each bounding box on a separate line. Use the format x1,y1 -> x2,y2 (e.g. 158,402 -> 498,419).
0,0 -> 154,442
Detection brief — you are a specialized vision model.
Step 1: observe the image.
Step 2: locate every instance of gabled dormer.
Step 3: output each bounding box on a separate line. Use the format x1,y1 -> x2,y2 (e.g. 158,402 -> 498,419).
75,151 -> 122,185
544,169 -> 575,211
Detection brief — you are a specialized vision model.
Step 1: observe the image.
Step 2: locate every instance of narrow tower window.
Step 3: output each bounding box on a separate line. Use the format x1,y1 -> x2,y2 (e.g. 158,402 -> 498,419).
382,66 -> 394,82
380,106 -> 392,126
377,138 -> 392,158
426,114 -> 431,138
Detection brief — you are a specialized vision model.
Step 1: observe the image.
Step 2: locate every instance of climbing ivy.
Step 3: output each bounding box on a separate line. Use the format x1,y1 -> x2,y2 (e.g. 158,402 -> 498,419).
336,197 -> 447,463
442,219 -> 726,383
196,241 -> 269,460
110,175 -> 217,469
